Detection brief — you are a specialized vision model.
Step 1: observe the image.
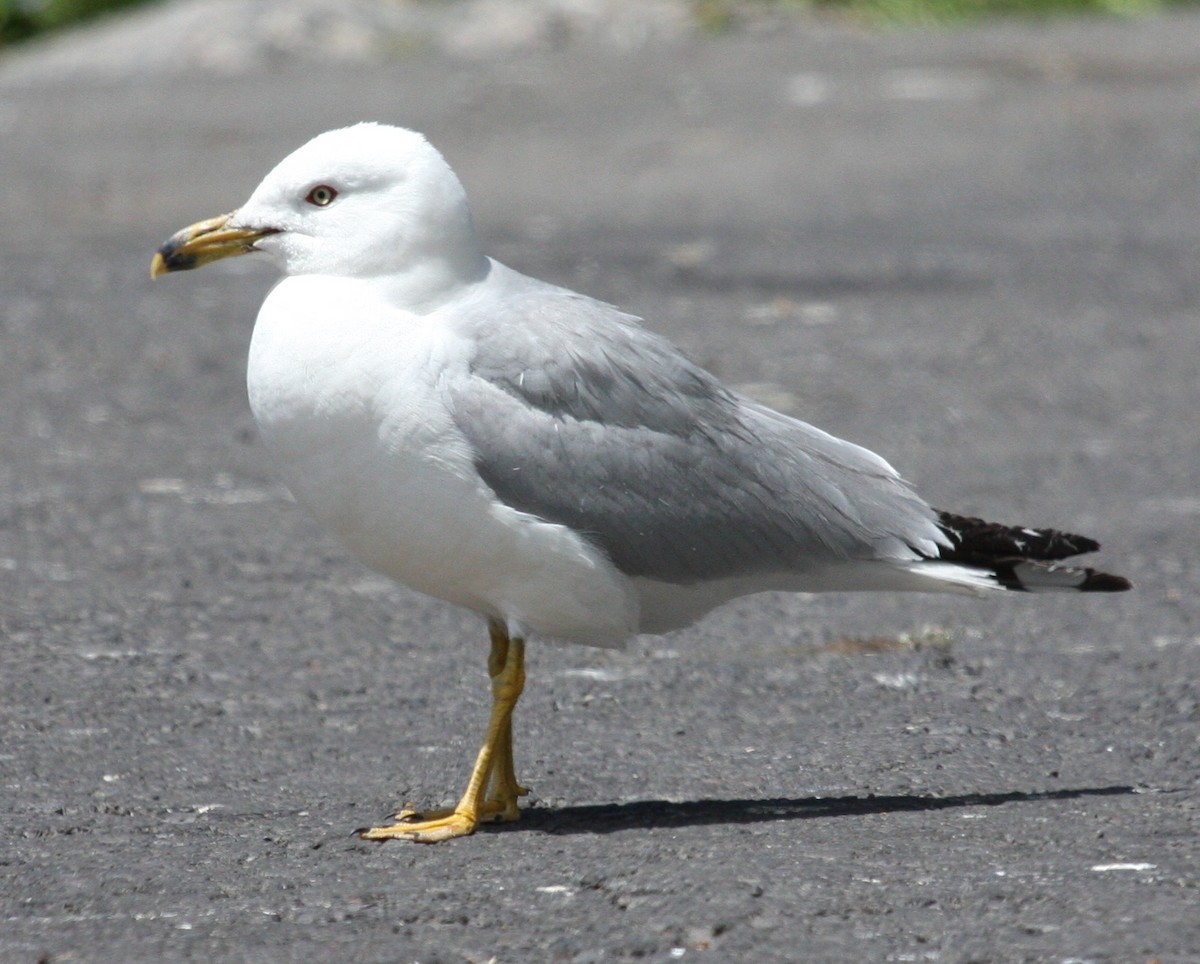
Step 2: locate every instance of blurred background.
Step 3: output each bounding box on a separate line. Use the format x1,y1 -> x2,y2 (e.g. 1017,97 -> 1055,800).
3,0 -> 1197,51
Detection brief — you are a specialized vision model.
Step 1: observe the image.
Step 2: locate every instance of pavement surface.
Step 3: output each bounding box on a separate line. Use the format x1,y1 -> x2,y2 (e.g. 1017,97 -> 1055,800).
2,5 -> 1199,962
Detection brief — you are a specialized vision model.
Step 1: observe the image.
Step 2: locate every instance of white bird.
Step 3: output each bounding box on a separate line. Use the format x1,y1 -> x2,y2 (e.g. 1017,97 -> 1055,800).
151,123 -> 1129,842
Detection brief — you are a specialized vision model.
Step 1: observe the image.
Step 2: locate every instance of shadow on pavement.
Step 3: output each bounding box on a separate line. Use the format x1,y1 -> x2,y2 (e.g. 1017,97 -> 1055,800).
508,785 -> 1140,836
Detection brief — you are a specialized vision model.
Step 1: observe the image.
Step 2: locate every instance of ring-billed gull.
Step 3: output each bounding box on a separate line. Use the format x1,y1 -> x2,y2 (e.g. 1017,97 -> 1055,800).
151,123 -> 1129,843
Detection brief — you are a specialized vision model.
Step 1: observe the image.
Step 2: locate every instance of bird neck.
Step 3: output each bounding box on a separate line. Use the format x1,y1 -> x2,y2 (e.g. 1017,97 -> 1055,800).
372,243 -> 490,313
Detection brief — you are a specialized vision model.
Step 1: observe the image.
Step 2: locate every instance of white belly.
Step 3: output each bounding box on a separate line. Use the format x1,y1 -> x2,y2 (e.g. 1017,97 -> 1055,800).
246,277 -> 638,646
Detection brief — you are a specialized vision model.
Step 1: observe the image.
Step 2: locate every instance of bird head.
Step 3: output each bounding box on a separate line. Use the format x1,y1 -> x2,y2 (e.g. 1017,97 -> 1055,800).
151,123 -> 486,292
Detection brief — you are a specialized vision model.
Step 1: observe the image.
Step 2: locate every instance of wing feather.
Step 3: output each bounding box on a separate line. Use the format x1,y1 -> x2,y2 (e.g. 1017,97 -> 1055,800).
446,265 -> 943,583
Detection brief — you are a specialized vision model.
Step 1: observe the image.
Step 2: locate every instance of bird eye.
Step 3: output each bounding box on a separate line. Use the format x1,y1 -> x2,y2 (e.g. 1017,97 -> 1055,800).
304,185 -> 338,207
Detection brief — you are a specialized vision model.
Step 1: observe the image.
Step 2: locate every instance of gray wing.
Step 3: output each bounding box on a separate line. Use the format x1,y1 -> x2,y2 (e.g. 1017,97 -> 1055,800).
447,270 -> 943,584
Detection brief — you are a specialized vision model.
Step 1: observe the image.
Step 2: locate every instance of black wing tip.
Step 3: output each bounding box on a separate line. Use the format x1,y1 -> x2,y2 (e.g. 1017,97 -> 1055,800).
984,560 -> 1131,594
934,509 -> 1131,593
935,509 -> 1105,562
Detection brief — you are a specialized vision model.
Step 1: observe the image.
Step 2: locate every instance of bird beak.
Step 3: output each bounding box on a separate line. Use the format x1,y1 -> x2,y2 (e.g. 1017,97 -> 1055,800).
150,212 -> 278,278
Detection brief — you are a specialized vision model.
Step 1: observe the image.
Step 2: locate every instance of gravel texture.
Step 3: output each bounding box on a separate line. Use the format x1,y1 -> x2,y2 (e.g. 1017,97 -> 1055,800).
1,4 -> 1198,962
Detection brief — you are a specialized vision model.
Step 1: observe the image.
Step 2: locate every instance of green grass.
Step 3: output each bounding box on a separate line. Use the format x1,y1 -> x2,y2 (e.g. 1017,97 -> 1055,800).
0,0 -> 1194,49
1,0 -> 158,46
823,0 -> 1172,24
699,0 -> 1184,28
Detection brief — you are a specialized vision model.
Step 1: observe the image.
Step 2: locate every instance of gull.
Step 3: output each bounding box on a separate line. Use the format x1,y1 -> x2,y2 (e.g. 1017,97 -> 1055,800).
151,123 -> 1129,843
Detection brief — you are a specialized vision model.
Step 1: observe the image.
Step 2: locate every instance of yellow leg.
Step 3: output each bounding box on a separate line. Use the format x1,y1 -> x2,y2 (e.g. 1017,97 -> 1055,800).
484,620 -> 530,820
359,620 -> 528,843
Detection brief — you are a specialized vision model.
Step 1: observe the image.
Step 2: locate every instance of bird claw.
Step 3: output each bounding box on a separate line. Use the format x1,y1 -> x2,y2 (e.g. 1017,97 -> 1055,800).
359,794 -> 523,842
358,807 -> 479,843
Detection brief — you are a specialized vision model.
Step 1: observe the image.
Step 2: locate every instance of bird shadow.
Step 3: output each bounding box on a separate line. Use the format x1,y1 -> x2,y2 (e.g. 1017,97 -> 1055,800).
502,784 -> 1140,836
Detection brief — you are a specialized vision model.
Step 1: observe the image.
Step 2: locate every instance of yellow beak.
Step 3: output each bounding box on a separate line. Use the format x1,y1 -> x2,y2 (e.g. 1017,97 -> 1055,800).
150,212 -> 277,278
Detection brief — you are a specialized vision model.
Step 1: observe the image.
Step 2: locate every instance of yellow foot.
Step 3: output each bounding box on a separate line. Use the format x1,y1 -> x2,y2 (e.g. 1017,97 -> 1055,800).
358,797 -> 522,844
358,807 -> 478,844
481,793 -> 523,824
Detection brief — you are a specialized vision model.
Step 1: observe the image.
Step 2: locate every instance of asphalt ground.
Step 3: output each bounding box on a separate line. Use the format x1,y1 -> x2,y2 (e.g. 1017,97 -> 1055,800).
1,9 -> 1198,963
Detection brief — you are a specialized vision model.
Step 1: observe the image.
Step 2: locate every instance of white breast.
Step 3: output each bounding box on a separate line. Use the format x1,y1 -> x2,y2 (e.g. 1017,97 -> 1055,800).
246,275 -> 638,646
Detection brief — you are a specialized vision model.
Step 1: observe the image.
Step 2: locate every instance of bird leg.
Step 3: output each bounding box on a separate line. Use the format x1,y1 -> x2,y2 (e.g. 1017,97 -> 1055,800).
483,619 -> 530,817
358,620 -> 527,843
